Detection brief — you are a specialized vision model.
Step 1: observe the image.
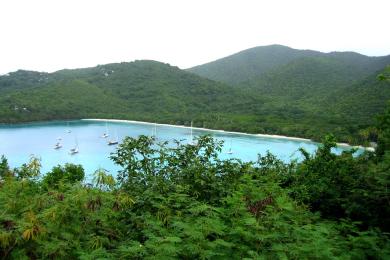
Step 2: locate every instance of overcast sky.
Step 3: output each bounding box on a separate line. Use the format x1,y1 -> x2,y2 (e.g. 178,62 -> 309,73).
0,0 -> 389,74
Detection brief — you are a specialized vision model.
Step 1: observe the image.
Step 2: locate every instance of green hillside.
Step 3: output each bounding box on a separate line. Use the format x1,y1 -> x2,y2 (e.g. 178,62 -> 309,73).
1,53 -> 389,145
242,57 -> 390,140
187,45 -> 320,85
187,45 -> 390,86
187,46 -> 390,143
0,61 -> 254,128
0,79 -> 128,123
333,71 -> 390,126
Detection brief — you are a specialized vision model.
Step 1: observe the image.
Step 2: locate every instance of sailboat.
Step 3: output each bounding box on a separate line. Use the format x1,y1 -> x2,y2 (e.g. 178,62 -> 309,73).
54,137 -> 63,149
54,142 -> 62,149
108,130 -> 119,145
69,137 -> 79,155
101,122 -> 109,138
227,140 -> 233,154
152,123 -> 157,138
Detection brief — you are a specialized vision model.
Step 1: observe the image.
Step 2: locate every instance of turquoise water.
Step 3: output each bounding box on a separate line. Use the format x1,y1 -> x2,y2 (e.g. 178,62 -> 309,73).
0,120 -> 360,177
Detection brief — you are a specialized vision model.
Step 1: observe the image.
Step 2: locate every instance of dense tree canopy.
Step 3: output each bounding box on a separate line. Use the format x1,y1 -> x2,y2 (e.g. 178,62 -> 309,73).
1,49 -> 389,145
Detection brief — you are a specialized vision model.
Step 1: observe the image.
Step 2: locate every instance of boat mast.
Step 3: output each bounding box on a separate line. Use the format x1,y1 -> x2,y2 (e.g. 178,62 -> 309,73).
67,121 -> 71,133
190,121 -> 193,144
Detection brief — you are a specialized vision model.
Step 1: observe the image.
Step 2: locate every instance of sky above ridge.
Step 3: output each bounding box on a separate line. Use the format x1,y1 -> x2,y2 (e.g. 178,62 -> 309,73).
0,0 -> 389,74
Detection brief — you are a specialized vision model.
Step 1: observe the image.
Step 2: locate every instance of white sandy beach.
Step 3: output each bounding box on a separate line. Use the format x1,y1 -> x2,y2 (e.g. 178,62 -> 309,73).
82,118 -> 375,151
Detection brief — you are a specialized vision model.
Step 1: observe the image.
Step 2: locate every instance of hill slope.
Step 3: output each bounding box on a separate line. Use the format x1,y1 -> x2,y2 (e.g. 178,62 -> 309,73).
188,45 -> 321,85
187,45 -> 390,86
0,61 -> 254,128
1,54 -> 389,145
187,45 -> 390,143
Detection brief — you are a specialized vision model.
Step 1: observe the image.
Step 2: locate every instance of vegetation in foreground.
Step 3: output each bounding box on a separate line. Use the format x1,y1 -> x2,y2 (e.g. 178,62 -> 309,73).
1,104 -> 390,259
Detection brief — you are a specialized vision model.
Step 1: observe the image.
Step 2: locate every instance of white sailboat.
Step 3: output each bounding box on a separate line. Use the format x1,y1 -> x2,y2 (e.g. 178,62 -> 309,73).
108,130 -> 119,145
54,137 -> 63,149
227,140 -> 233,154
101,122 -> 109,138
69,137 -> 79,155
54,142 -> 62,149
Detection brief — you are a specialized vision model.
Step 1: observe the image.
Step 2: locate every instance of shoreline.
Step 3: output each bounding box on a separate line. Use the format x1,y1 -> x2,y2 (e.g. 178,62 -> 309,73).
82,118 -> 375,151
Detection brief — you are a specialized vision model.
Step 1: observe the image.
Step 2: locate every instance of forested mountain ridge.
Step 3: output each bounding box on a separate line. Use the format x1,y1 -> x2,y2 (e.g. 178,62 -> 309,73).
187,44 -> 390,86
188,45 -> 320,85
0,50 -> 389,145
0,61 -> 253,126
187,45 -> 390,143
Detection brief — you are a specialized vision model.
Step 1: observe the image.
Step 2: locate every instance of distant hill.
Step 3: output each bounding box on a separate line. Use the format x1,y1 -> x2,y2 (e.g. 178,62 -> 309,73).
187,45 -> 390,86
0,61 -> 251,127
1,47 -> 389,145
188,45 -> 319,85
187,45 -> 390,143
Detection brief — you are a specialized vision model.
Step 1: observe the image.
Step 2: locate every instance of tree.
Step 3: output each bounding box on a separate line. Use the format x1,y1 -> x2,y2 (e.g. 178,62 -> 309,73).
42,163 -> 84,188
